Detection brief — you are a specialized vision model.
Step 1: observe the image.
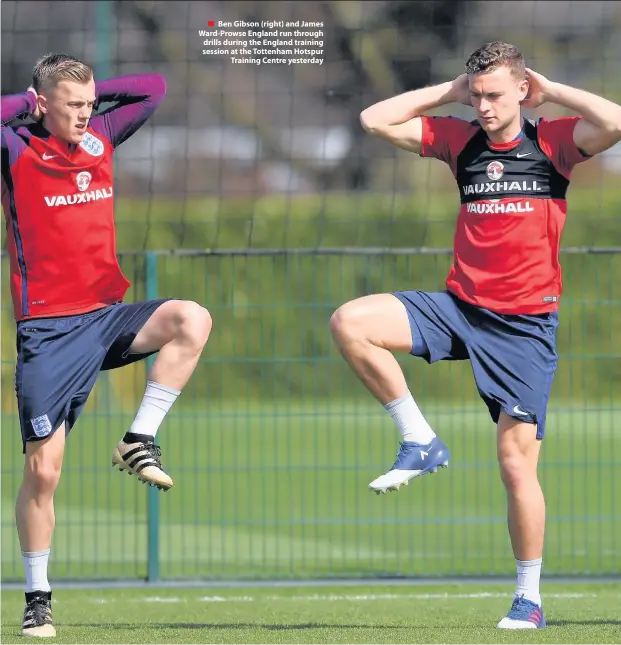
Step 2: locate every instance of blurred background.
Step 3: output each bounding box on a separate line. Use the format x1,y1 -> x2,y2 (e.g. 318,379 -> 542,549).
1,0 -> 619,583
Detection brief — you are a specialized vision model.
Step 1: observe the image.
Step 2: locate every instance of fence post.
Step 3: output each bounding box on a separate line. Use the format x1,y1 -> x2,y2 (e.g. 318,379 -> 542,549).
94,3 -> 114,418
145,252 -> 160,582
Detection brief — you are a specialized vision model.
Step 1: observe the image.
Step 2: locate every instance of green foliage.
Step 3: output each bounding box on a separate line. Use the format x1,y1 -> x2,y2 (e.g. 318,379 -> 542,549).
2,190 -> 620,412
110,187 -> 621,251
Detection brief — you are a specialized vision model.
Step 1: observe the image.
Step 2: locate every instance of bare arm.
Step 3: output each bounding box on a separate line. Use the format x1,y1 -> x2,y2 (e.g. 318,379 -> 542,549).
547,84 -> 621,156
524,68 -> 621,156
359,75 -> 469,154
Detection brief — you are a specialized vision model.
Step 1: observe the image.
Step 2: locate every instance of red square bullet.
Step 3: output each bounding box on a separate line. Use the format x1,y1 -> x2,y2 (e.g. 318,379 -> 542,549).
208,20 -> 215,27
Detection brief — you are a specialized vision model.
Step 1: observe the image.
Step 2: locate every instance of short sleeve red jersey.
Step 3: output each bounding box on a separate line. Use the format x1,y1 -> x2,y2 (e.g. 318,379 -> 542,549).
420,115 -> 590,314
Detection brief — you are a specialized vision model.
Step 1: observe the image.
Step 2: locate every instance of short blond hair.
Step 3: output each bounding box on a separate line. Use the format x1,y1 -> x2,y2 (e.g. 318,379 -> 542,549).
32,53 -> 93,92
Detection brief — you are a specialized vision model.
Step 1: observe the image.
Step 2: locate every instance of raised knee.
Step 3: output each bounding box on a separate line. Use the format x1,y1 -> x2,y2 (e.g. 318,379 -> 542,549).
24,456 -> 62,496
330,303 -> 367,342
175,301 -> 212,347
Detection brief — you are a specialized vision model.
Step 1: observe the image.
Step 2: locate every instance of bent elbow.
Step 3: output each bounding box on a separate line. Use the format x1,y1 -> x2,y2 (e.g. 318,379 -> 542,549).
140,73 -> 167,103
152,73 -> 167,100
360,110 -> 380,134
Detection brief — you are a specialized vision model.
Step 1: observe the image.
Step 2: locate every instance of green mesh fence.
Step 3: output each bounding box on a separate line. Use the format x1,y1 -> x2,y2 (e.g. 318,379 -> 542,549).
2,0 -> 620,584
1,249 -> 619,581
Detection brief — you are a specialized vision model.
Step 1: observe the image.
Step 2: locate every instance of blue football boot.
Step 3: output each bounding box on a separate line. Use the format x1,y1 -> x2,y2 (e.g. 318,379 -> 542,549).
368,437 -> 450,494
497,595 -> 546,629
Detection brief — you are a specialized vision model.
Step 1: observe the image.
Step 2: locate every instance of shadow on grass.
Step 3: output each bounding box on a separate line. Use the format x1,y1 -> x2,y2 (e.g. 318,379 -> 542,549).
547,619 -> 621,627
59,622 -> 410,630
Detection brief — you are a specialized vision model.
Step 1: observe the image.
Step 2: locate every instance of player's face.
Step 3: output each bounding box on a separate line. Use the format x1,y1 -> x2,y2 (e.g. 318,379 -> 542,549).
40,79 -> 96,144
469,65 -> 528,137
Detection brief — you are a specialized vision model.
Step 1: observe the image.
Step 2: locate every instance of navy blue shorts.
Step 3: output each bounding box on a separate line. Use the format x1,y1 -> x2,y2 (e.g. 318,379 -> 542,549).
393,290 -> 559,439
15,300 -> 169,448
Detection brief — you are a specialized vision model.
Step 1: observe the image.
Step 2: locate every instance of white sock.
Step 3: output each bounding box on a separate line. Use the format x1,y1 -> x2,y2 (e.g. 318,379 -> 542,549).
515,557 -> 542,606
128,380 -> 180,439
384,391 -> 437,445
22,549 -> 51,593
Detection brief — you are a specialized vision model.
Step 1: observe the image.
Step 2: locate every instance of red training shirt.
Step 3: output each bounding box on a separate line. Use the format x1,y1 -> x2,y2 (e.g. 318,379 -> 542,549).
1,74 -> 166,321
420,115 -> 591,314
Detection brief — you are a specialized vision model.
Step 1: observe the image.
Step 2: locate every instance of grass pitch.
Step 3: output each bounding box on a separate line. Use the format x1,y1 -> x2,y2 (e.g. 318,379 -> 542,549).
2,582 -> 620,644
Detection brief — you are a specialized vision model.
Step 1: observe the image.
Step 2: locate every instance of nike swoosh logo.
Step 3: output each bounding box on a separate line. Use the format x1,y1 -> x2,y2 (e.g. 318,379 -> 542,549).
42,153 -> 57,160
513,405 -> 529,416
516,152 -> 533,158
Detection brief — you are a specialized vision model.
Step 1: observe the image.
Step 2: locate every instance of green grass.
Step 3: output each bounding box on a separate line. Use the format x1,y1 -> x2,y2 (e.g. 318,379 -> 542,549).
2,400 -> 619,581
2,583 -> 620,643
